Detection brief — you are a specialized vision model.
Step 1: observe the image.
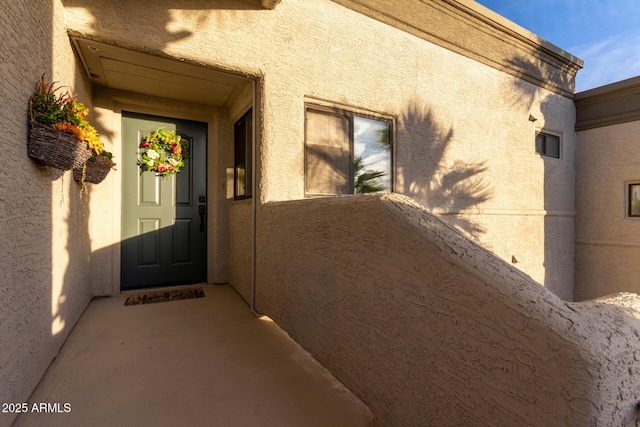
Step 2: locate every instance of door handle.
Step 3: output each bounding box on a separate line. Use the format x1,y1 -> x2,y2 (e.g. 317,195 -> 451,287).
199,204 -> 206,232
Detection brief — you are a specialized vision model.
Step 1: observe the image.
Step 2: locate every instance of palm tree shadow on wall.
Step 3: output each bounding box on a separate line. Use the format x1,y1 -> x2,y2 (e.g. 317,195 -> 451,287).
504,55 -> 575,114
399,102 -> 493,240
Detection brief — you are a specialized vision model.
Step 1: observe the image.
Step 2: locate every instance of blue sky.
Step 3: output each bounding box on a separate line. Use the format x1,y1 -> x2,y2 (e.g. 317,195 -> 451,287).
474,0 -> 640,92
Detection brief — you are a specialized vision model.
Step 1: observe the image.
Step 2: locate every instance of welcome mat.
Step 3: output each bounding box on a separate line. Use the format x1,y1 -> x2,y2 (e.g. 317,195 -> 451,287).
124,287 -> 205,306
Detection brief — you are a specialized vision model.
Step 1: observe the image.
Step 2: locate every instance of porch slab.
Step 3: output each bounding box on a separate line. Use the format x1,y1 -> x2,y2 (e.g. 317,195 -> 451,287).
14,285 -> 373,427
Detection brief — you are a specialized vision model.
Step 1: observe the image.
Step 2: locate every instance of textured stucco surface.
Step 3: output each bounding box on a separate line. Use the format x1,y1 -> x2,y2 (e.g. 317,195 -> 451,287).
256,194 -> 640,426
61,0 -> 577,299
576,120 -> 640,300
0,1 -> 93,425
1,0 -> 589,421
227,84 -> 255,299
229,200 -> 253,302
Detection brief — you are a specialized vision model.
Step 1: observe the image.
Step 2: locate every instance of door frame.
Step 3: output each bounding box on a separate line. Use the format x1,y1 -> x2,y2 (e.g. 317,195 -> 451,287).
120,111 -> 208,291
108,101 -> 216,295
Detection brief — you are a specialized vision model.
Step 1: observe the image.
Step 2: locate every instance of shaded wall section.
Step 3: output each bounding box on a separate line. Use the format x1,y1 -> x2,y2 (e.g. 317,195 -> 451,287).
256,194 -> 640,426
0,1 -> 93,426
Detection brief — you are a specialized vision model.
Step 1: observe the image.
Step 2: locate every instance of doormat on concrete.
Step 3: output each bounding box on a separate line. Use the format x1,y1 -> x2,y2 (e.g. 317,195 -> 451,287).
124,287 -> 205,306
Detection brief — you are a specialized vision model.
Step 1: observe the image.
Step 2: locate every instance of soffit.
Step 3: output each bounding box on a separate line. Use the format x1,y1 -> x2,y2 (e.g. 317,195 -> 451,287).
71,37 -> 251,108
330,0 -> 583,97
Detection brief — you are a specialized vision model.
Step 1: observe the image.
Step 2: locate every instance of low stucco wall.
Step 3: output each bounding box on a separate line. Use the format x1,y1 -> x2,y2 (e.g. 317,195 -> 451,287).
256,194 -> 640,426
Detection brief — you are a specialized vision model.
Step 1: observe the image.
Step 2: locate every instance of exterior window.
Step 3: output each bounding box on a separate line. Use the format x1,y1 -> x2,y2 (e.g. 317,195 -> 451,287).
535,132 -> 560,158
234,109 -> 252,199
629,184 -> 640,217
305,106 -> 392,196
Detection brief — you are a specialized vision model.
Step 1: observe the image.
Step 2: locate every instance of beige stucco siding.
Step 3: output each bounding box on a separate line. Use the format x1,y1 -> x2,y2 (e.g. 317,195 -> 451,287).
2,0 -> 587,422
63,0 -> 577,298
227,83 -> 256,301
229,200 -> 253,302
576,120 -> 640,300
292,1 -> 575,298
0,0 -> 93,421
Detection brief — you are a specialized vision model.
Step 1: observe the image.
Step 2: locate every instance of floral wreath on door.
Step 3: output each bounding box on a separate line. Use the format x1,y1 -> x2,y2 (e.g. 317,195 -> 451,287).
138,128 -> 188,176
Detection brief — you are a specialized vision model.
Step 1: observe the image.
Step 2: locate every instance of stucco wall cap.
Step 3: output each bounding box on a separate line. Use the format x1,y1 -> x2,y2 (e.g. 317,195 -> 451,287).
587,292 -> 640,313
575,75 -> 640,130
576,75 -> 640,100
330,0 -> 582,96
453,0 -> 583,66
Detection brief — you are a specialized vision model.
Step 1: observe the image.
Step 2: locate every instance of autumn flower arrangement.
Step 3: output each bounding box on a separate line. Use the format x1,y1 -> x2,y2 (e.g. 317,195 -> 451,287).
28,74 -> 115,178
138,128 -> 187,176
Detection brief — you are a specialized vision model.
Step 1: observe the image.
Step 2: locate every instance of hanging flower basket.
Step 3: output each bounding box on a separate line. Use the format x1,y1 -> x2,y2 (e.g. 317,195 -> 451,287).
73,154 -> 115,184
28,120 -> 92,171
138,128 -> 187,176
27,74 -> 101,171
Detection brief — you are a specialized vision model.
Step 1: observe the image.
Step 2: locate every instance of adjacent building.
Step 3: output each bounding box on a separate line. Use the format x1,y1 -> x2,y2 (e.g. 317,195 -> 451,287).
575,76 -> 640,300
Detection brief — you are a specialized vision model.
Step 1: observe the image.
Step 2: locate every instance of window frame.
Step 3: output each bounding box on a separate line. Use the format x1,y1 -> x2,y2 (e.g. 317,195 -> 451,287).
628,182 -> 640,218
304,104 -> 394,197
234,108 -> 253,200
535,130 -> 561,159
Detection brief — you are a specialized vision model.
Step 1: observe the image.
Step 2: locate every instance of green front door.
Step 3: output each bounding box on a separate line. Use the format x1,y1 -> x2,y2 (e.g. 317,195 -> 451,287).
121,112 -> 207,290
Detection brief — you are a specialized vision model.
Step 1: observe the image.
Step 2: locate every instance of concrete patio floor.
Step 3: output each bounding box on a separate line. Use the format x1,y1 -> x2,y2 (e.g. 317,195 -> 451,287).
14,284 -> 373,427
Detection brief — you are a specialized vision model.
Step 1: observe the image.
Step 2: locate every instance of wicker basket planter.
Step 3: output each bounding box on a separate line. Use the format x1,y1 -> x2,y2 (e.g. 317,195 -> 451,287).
73,155 -> 113,184
28,75 -> 114,179
27,121 -> 92,171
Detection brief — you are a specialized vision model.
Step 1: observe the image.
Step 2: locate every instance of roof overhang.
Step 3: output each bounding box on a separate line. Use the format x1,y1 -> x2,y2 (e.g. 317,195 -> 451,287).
71,36 -> 253,109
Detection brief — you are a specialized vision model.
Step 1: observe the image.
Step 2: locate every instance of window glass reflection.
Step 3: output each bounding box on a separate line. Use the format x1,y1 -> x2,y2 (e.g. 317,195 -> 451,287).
354,116 -> 391,193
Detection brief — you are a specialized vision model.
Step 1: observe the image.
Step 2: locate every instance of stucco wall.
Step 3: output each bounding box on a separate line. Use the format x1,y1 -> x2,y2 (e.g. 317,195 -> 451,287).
576,120 -> 640,300
0,0 -> 585,421
227,83 -> 255,299
229,200 -> 253,302
62,0 -> 577,299
256,1 -> 576,299
256,194 -> 640,426
0,1 -> 93,424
